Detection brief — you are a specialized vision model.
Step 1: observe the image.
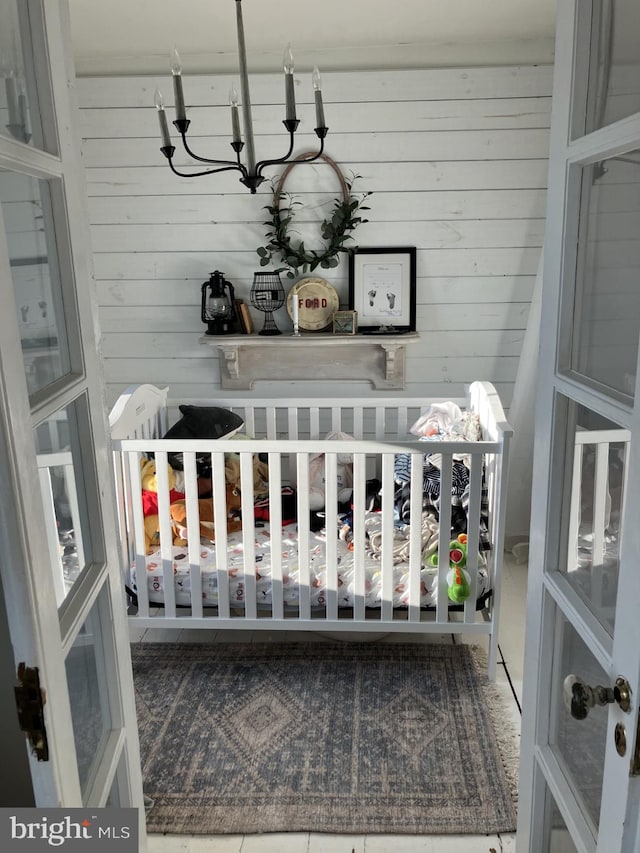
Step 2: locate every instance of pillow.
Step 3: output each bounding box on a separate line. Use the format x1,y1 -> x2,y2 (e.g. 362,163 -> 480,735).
163,405 -> 244,474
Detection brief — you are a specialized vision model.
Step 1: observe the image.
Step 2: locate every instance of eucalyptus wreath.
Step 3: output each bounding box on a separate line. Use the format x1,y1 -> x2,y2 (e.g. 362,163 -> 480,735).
256,175 -> 371,279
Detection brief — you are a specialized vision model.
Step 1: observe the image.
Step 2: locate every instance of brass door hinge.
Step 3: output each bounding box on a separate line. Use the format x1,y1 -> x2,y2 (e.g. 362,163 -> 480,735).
14,662 -> 49,761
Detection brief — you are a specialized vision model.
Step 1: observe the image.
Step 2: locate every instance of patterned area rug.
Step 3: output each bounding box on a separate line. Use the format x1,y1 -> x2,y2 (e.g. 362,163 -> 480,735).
131,642 -> 518,835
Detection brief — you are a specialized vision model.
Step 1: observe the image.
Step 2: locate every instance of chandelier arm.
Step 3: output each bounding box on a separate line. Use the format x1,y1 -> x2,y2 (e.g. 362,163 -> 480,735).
179,133 -> 248,172
253,131 -> 296,177
167,159 -> 245,179
255,129 -> 326,178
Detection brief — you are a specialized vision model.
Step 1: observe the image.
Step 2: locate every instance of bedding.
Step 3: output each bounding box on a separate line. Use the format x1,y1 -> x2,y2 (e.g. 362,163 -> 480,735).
129,514 -> 490,610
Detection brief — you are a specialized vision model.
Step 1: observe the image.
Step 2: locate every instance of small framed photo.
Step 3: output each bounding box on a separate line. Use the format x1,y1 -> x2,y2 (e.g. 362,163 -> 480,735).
348,247 -> 416,332
332,309 -> 358,335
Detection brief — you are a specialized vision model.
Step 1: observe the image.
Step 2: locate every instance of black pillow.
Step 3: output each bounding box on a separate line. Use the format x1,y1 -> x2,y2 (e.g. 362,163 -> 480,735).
163,405 -> 244,474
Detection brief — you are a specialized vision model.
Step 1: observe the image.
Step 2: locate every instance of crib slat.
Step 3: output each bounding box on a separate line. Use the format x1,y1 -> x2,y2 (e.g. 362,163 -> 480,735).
436,453 -> 453,621
463,451 -> 482,623
182,452 -> 203,618
352,407 -> 364,439
38,464 -> 67,606
296,453 -> 311,621
243,408 -> 256,438
592,442 -> 609,567
397,406 -> 409,439
380,454 -> 395,622
239,452 -> 257,620
61,462 -> 85,572
407,453 -> 423,622
310,408 -> 320,440
352,454 -> 367,622
265,407 -> 277,440
324,453 -> 339,621
287,408 -> 298,440
127,451 -> 150,618
568,442 -> 583,572
111,445 -> 130,581
375,407 -> 385,441
211,452 -> 230,620
155,450 -> 177,618
268,452 -> 284,620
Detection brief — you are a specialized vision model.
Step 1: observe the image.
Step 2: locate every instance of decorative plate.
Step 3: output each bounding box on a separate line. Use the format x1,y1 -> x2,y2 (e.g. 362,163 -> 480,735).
286,277 -> 340,331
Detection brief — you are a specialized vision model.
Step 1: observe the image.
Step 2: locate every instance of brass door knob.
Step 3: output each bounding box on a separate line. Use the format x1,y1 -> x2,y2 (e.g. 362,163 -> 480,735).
563,674 -> 632,719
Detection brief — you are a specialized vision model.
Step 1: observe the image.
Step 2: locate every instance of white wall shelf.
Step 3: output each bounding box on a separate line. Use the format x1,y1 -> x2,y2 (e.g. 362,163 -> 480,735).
200,332 -> 420,390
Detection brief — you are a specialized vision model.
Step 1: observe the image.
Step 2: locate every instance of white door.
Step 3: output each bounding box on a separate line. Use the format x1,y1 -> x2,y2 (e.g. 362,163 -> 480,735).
0,0 -> 145,841
518,1 -> 640,851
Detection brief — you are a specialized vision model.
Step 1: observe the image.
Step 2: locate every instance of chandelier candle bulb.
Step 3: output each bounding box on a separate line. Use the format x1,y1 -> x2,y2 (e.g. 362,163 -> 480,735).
292,294 -> 299,332
229,85 -> 242,145
5,72 -> 19,126
283,44 -> 296,122
170,47 -> 186,123
18,88 -> 30,137
154,89 -> 172,148
312,66 -> 325,130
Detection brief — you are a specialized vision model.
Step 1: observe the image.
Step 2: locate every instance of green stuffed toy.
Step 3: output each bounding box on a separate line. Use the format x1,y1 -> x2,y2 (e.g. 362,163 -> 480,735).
427,533 -> 472,603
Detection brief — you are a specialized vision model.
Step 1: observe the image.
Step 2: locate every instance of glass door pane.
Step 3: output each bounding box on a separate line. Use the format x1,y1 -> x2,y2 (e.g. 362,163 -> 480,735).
65,587 -> 113,802
565,150 -> 640,398
35,398 -> 94,604
0,0 -> 39,147
557,396 -> 627,635
581,1 -> 640,137
0,169 -> 77,393
551,613 -> 608,835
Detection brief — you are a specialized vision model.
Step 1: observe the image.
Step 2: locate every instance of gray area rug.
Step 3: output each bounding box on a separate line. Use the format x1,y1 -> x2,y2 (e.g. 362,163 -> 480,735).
131,641 -> 518,835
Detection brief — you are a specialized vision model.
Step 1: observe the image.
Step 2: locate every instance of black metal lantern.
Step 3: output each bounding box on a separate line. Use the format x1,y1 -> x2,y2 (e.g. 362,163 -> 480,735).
250,271 -> 285,335
201,271 -> 236,335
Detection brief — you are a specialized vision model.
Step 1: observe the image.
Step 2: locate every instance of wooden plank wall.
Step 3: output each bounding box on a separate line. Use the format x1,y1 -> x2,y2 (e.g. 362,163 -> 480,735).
76,66 -> 552,407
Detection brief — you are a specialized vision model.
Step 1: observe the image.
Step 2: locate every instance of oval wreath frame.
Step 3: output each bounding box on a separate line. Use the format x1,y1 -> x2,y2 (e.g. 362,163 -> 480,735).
256,152 -> 371,279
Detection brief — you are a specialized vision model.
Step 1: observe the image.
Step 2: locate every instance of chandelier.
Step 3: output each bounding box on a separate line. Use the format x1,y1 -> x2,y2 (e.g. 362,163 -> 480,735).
153,0 -> 329,194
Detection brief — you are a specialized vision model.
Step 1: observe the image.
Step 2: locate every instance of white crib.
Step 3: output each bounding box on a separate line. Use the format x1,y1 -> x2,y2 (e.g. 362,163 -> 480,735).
106,382 -> 512,677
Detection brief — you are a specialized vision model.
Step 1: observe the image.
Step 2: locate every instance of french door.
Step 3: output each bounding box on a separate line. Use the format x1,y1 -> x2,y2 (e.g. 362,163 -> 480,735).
0,0 -> 145,842
518,1 -> 640,851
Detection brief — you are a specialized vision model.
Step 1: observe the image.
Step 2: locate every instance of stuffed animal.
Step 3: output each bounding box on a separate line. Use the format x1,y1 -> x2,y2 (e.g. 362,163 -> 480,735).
308,432 -> 355,511
140,458 -> 185,519
426,533 -> 472,603
224,451 -> 269,497
169,486 -> 243,545
139,457 -> 243,551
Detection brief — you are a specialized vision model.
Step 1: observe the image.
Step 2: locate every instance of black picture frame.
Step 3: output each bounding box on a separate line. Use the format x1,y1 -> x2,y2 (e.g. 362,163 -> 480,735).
348,247 -> 416,332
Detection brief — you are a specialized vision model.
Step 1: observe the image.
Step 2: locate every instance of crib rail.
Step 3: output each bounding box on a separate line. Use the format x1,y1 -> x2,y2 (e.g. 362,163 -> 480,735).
113,439 -> 503,627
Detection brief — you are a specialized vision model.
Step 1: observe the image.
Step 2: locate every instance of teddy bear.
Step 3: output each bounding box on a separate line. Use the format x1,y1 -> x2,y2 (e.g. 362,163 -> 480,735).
140,455 -> 245,552
169,486 -> 243,546
223,449 -> 269,498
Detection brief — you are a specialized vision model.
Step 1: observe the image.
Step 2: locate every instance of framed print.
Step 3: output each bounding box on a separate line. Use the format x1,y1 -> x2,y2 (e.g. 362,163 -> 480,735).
332,309 -> 357,335
348,247 -> 416,332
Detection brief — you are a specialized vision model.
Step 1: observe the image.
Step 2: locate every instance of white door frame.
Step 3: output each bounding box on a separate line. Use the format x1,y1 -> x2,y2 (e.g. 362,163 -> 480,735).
0,0 -> 145,840
518,1 -> 640,850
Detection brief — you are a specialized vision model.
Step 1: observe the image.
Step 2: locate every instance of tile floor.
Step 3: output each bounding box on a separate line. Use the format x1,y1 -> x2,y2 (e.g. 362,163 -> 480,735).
133,553 -> 528,853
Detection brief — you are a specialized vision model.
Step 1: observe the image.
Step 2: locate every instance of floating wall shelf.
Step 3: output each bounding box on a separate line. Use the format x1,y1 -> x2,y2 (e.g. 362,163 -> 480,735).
199,332 -> 420,390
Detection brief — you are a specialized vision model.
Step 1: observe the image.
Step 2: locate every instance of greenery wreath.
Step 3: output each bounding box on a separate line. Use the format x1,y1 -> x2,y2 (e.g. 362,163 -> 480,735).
256,152 -> 371,279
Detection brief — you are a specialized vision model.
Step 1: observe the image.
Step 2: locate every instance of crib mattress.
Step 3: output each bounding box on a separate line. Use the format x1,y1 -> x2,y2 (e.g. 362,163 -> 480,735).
129,521 -> 490,610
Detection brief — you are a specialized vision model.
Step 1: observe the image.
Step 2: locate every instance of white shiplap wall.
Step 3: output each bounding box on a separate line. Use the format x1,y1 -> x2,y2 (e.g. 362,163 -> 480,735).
77,65 -> 551,407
